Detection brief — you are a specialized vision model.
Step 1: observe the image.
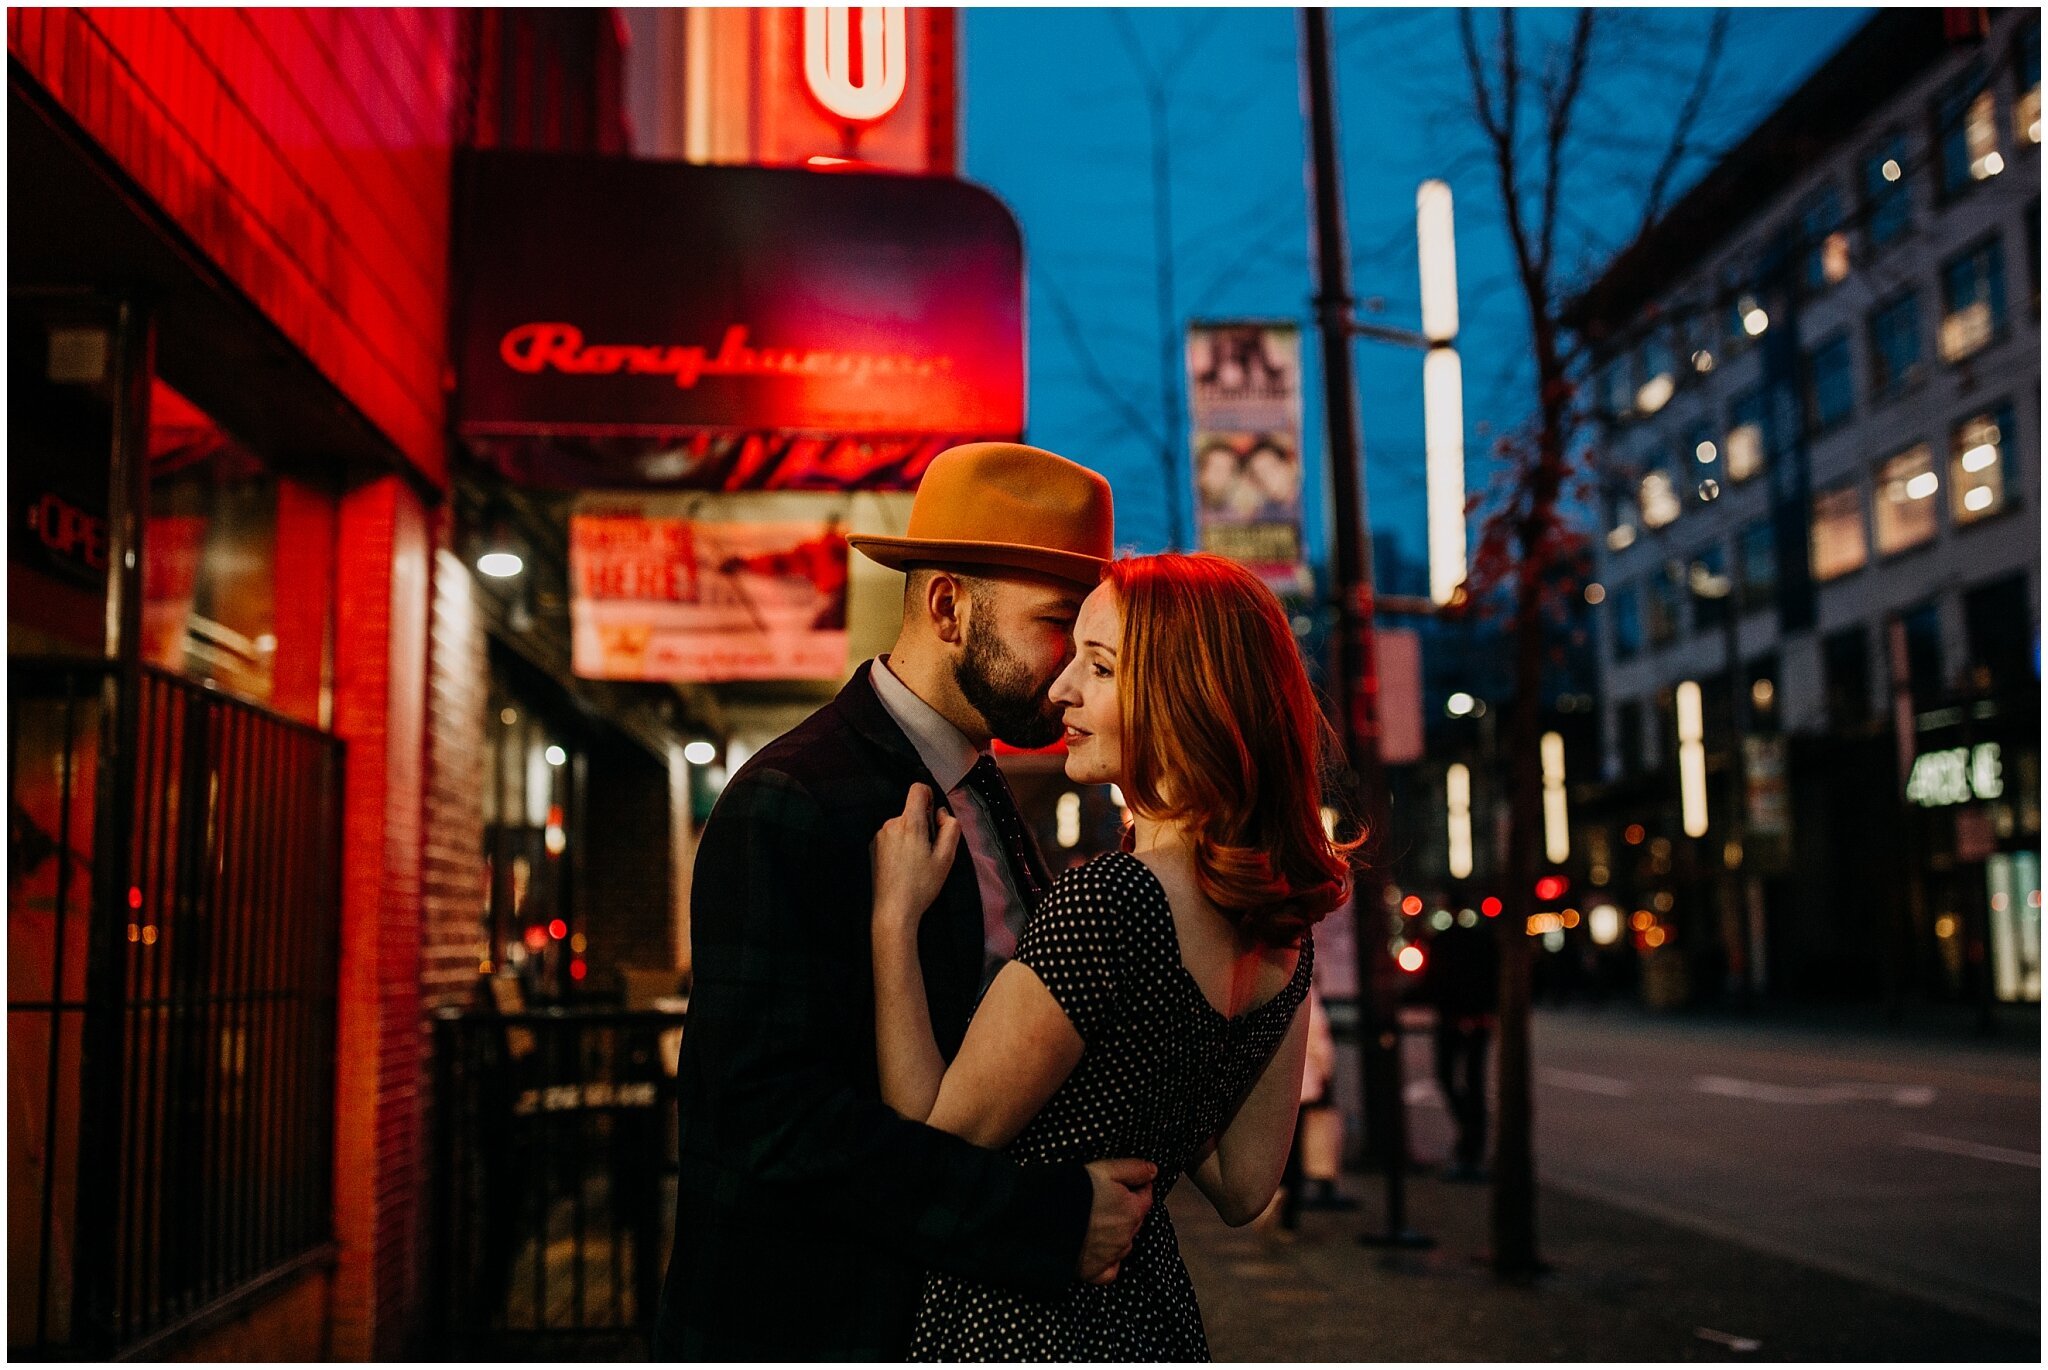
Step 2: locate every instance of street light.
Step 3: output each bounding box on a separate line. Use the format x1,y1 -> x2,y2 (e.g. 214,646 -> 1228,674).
1677,680 -> 1708,838
1446,762 -> 1474,879
1540,730 -> 1569,863
1416,180 -> 1466,607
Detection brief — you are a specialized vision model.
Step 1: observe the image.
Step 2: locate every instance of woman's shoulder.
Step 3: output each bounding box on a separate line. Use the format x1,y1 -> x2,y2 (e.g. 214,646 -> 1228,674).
1044,849 -> 1165,912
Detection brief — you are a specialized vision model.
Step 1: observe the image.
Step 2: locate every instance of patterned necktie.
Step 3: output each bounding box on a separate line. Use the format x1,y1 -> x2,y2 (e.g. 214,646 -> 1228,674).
963,754 -> 1047,957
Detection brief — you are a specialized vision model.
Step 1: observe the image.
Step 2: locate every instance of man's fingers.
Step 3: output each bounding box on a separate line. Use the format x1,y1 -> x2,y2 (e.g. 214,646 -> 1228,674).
933,812 -> 962,864
1099,1157 -> 1159,1189
901,783 -> 931,821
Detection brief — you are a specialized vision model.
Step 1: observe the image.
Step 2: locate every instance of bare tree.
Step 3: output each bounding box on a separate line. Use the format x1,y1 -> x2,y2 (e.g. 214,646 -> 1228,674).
1452,6 -> 1728,1280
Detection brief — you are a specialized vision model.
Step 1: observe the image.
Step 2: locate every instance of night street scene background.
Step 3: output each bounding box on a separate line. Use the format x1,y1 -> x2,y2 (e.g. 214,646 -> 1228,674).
6,4 -> 2040,1361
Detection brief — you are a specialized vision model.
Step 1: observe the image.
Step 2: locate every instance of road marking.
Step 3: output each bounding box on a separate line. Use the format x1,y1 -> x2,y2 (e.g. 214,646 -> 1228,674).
1539,1068 -> 1635,1096
1693,1075 -> 1936,1107
1900,1133 -> 2040,1168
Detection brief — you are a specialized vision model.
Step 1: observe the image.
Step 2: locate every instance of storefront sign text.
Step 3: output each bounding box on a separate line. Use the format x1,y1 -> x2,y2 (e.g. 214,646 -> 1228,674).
1906,743 -> 2004,808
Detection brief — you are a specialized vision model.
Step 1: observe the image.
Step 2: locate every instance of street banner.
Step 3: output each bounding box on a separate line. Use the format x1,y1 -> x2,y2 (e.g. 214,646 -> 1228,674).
1186,322 -> 1311,597
570,493 -> 853,682
1375,627 -> 1424,765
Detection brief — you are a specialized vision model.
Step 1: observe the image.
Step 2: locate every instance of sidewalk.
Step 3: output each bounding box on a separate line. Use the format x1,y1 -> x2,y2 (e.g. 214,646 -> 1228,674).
1172,1170 -> 2040,1362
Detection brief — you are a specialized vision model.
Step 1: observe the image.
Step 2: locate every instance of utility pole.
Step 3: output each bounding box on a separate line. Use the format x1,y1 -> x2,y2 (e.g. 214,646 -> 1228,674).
1301,6 -> 1431,1253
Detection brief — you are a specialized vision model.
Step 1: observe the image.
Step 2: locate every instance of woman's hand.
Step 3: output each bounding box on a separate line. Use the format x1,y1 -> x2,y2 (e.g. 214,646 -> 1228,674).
871,784 -> 962,937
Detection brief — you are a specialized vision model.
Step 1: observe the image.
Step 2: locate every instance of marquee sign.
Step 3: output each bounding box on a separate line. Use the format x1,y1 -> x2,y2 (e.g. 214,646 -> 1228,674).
803,8 -> 908,123
1906,743 -> 2004,808
454,150 -> 1023,453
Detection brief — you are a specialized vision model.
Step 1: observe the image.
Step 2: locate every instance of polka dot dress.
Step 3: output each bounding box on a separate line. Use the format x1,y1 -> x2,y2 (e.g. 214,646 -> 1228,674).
910,851 -> 1315,1363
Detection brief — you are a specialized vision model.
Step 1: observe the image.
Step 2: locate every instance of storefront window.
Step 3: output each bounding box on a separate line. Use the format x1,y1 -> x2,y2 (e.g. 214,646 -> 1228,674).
1867,291 -> 1923,399
1987,850 -> 2042,1003
1939,237 -> 2007,362
9,308 -> 117,657
1724,386 -> 1767,482
1874,443 -> 1940,555
1736,520 -> 1777,614
1862,133 -> 1911,249
1950,404 -> 2017,525
1810,483 -> 1869,582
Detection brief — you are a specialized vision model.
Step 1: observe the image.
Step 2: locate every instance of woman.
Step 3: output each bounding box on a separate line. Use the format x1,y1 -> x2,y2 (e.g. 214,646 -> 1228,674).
869,553 -> 1359,1360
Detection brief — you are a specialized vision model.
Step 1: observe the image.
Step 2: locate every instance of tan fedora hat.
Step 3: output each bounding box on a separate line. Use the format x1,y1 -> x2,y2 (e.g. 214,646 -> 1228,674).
848,442 -> 1115,587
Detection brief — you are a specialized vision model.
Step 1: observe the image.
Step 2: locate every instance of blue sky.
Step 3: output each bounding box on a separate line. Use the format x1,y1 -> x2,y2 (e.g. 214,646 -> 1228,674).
963,6 -> 1872,583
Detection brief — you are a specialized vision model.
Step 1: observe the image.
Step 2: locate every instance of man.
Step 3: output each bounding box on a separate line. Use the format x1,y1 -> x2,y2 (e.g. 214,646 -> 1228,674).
653,443 -> 1156,1360
1422,909 -> 1499,1182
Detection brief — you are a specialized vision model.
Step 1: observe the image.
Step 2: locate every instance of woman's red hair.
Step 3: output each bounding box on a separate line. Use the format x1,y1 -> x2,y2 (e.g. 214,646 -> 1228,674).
1109,553 -> 1361,948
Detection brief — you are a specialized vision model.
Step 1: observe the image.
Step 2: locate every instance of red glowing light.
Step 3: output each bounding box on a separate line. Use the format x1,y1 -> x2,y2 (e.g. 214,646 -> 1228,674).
1396,945 -> 1426,973
1535,875 -> 1569,902
523,925 -> 548,952
128,886 -> 143,910
570,958 -> 588,982
548,918 -> 569,941
1400,894 -> 1424,916
1481,897 -> 1503,918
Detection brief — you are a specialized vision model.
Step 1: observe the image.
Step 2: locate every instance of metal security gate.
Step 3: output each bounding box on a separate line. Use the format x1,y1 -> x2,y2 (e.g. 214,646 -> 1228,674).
430,1006 -> 684,1358
8,656 -> 344,1357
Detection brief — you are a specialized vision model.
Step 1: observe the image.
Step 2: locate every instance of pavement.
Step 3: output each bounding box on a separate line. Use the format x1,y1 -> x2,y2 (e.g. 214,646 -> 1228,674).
1172,1167 -> 2041,1362
1201,1002 -> 2044,1362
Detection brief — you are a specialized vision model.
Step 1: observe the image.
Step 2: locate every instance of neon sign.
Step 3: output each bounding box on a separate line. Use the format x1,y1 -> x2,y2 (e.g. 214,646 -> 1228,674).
1906,743 -> 2004,808
802,7 -> 908,123
499,323 -> 954,389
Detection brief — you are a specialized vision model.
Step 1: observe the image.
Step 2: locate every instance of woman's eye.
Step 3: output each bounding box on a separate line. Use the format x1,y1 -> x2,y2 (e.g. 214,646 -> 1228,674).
1091,663 -> 1112,679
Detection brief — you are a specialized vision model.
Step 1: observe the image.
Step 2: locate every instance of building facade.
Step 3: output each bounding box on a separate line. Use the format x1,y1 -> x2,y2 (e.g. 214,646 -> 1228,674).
1573,8 -> 2041,1012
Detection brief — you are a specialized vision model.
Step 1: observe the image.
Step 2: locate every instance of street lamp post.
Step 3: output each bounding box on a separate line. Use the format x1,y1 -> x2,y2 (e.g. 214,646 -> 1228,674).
1302,7 -> 1448,1253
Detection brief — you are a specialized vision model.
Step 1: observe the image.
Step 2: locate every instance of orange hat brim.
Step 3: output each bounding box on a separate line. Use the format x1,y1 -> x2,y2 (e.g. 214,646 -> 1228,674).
846,533 -> 1107,587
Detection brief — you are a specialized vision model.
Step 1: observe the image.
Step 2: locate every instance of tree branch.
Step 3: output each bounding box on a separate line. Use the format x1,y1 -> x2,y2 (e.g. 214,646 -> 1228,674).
1536,10 -> 1597,285
1038,276 -> 1165,455
1634,9 -> 1730,243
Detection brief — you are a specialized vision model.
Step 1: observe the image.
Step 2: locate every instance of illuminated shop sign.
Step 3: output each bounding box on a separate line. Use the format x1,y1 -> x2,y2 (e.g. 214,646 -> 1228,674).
1906,743 -> 2004,808
454,150 -> 1023,450
803,7 -> 908,123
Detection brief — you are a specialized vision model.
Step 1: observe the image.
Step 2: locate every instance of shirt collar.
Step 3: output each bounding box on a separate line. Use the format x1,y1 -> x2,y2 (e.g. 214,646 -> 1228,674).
869,655 -> 982,793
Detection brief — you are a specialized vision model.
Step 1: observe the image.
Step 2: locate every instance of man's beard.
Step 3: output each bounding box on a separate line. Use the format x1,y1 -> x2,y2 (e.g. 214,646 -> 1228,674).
956,614 -> 1064,749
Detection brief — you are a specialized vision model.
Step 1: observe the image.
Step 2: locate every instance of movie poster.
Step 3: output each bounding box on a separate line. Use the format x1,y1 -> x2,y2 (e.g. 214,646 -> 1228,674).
1186,322 -> 1310,597
569,493 -> 852,682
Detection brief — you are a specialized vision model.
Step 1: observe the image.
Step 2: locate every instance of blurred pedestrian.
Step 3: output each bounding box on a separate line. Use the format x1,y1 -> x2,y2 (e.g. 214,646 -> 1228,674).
1278,986 -> 1355,1227
1422,912 -> 1498,1182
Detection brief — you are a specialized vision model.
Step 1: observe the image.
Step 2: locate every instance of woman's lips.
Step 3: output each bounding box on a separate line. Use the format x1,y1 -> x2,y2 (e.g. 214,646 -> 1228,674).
1063,726 -> 1090,745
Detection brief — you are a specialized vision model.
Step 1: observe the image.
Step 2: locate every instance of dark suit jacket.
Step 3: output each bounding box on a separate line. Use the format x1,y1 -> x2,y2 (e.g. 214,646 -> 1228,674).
652,662 -> 1092,1361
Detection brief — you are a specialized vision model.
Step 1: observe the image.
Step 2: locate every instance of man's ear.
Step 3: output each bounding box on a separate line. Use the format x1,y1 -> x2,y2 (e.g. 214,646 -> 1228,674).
925,572 -> 968,646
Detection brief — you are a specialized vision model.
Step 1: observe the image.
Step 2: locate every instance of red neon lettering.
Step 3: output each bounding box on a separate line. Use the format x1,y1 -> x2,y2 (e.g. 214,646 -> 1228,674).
498,322 -> 950,389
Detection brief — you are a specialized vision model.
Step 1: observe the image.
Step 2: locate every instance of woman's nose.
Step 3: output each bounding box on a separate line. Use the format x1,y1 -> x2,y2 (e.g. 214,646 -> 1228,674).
1048,662 -> 1081,706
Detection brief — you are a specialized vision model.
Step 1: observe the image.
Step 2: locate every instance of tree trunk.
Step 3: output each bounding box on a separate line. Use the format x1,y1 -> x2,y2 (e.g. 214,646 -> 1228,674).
1491,338 -> 1570,1280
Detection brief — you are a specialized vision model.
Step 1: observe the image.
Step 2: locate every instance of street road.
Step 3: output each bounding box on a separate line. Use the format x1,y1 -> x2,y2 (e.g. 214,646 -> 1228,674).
1389,1007 -> 2041,1333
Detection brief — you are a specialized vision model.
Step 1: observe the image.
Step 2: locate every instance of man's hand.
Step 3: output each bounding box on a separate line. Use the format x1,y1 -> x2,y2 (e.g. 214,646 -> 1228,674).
1078,1158 -> 1157,1284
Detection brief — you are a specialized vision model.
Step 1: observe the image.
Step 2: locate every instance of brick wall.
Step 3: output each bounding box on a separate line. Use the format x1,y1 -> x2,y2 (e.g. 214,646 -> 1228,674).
423,536 -> 490,1009
8,7 -> 458,486
583,736 -> 677,988
331,475 -> 430,1359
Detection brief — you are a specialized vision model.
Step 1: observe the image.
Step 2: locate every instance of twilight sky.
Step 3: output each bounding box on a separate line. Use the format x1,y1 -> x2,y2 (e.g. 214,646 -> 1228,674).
962,6 -> 1872,584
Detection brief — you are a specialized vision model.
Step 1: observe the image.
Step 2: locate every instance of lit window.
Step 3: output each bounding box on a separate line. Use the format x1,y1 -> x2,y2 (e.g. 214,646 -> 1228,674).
1950,405 -> 2016,526
1874,444 -> 1939,555
1810,483 -> 1869,582
1803,334 -> 1855,434
1635,334 -> 1675,415
1724,387 -> 1767,482
1935,65 -> 2000,197
2017,20 -> 2041,146
1689,544 -> 1730,632
1603,482 -> 1638,550
1800,186 -> 1848,291
1867,291 -> 1923,398
1863,134 -> 1911,248
1940,237 -> 2008,362
1639,469 -> 1681,529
